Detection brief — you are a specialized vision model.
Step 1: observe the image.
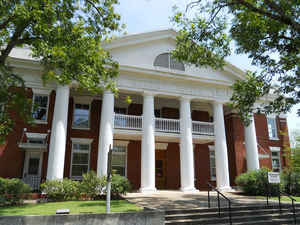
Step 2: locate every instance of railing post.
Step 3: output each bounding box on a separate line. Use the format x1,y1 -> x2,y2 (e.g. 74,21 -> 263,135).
208,189 -> 210,208
292,199 -> 296,225
229,201 -> 232,225
217,192 -> 220,216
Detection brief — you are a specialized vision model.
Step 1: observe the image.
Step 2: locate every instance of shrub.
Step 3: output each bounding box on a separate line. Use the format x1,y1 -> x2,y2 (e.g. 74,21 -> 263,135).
80,171 -> 106,199
235,168 -> 279,196
280,169 -> 300,196
41,179 -> 80,201
0,178 -> 31,206
111,174 -> 131,196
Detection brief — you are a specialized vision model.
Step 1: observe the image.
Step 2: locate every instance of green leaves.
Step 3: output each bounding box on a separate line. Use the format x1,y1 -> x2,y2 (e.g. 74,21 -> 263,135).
0,0 -> 122,141
172,0 -> 300,124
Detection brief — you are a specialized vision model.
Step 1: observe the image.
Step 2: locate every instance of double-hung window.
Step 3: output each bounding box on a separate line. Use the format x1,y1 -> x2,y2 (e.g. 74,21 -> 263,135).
270,147 -> 281,172
73,103 -> 90,129
267,117 -> 278,140
70,138 -> 93,179
32,94 -> 49,123
112,143 -> 128,177
208,145 -> 216,181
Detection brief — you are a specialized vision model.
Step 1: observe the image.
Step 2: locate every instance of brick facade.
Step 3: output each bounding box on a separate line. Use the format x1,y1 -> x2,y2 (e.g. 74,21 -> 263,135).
0,88 -> 290,190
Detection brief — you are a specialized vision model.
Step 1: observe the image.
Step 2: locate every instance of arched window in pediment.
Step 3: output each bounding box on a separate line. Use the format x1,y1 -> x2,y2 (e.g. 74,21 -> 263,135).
153,53 -> 185,71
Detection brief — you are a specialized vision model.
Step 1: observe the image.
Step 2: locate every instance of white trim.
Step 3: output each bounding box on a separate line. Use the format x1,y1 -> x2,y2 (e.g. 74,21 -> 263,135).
155,143 -> 168,150
26,132 -> 48,139
208,145 -> 216,181
114,140 -> 129,147
71,138 -> 93,144
32,88 -> 52,95
270,146 -> 281,152
259,154 -> 270,159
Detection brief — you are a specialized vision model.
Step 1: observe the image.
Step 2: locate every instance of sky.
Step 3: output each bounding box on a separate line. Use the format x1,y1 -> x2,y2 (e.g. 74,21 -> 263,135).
116,0 -> 300,137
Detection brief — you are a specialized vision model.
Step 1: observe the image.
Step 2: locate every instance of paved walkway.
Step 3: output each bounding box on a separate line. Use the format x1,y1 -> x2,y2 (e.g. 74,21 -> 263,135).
124,190 -> 285,210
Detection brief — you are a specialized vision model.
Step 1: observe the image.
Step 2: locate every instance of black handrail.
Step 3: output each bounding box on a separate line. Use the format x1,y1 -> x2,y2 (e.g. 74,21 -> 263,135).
207,182 -> 232,225
279,191 -> 297,225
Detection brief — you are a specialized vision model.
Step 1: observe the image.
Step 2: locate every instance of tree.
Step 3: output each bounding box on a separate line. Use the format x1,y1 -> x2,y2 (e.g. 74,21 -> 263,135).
172,0 -> 300,125
0,0 -> 122,143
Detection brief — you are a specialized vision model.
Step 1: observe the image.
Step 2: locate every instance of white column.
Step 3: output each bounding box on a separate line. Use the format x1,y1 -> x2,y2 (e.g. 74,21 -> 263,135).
140,92 -> 156,193
179,97 -> 197,192
47,85 -> 70,180
97,91 -> 114,177
213,101 -> 231,191
244,115 -> 260,171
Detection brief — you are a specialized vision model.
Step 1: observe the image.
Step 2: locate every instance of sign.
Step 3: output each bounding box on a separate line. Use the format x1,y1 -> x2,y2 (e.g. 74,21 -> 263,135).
268,172 -> 280,184
107,148 -> 112,179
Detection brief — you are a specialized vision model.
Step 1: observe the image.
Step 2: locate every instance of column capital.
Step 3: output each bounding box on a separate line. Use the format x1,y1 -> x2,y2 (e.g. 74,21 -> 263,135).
142,91 -> 155,97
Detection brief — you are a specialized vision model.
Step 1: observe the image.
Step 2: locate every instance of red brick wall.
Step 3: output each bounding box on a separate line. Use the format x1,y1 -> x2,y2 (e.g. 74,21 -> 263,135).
0,88 -> 55,179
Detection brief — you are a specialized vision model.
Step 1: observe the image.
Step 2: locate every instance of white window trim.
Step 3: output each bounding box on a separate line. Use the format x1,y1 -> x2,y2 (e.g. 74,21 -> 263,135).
208,145 -> 216,181
112,141 -> 129,177
270,147 -> 281,172
70,138 -> 93,179
267,116 -> 279,140
72,101 -> 91,130
32,90 -> 50,124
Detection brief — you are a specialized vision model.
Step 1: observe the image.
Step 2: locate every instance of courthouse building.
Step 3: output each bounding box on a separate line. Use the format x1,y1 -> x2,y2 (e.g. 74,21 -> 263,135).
0,29 -> 289,192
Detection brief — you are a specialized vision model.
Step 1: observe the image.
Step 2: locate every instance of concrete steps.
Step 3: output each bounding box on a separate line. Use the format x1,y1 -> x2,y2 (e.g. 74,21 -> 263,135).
165,205 -> 299,225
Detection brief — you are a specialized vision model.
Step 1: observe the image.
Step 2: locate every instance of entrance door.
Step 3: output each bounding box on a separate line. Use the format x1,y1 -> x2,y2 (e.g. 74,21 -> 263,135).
155,150 -> 167,189
23,151 -> 43,190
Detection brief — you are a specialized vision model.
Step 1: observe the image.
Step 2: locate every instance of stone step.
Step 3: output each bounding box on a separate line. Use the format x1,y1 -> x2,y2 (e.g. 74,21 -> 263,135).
165,208 -> 292,220
165,212 -> 297,225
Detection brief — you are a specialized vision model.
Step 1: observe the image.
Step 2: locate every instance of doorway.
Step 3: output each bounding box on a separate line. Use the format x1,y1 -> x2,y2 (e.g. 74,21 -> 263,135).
22,151 -> 43,190
155,150 -> 167,189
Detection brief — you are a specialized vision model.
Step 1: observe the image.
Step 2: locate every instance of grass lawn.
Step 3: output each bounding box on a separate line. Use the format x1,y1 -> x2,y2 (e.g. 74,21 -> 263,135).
0,200 -> 142,216
257,196 -> 300,202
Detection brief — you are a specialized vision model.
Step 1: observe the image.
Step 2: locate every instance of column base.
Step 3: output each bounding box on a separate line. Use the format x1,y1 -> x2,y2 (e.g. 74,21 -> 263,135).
180,187 -> 199,193
217,186 -> 234,192
139,187 -> 157,193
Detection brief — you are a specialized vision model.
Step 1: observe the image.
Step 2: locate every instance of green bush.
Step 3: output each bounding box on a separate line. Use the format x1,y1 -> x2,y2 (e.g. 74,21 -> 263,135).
41,179 -> 80,201
111,174 -> 131,196
80,171 -> 106,199
0,178 -> 31,206
235,168 -> 279,196
280,169 -> 300,196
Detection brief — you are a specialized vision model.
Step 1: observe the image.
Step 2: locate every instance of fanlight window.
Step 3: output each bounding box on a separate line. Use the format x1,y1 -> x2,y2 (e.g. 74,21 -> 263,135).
154,53 -> 185,71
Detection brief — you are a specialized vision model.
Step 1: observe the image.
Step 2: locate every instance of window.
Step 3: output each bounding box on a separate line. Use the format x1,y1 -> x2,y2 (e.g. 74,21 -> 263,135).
267,117 -> 278,139
154,109 -> 161,118
270,147 -> 281,172
70,138 -> 92,179
208,146 -> 216,181
73,103 -> 90,129
32,94 -> 49,122
112,145 -> 127,176
154,53 -> 185,71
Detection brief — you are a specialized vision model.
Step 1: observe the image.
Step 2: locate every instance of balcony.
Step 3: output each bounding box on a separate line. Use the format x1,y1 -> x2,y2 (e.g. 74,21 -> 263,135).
114,114 -> 214,136
192,121 -> 214,136
114,113 -> 143,130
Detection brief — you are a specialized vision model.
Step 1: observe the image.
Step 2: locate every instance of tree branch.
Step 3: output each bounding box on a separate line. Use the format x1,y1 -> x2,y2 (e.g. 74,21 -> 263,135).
0,16 -> 13,30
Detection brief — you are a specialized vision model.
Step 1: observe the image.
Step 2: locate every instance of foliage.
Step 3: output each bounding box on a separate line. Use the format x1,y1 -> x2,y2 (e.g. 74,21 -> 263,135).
0,0 -> 122,143
80,171 -> 106,199
172,0 -> 300,124
40,179 -> 80,201
235,168 -> 279,196
110,174 -> 131,196
280,169 -> 300,196
0,178 -> 31,206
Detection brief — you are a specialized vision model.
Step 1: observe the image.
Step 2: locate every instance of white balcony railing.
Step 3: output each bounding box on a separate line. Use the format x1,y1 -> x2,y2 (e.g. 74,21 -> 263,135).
155,118 -> 180,133
114,113 -> 143,130
192,121 -> 214,136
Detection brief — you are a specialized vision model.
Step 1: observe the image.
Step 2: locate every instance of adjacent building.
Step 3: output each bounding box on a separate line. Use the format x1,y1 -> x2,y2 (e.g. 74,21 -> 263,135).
0,30 -> 289,192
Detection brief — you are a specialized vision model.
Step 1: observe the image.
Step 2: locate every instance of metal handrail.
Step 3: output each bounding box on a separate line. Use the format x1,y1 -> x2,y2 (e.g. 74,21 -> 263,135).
279,191 -> 297,224
207,182 -> 232,225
